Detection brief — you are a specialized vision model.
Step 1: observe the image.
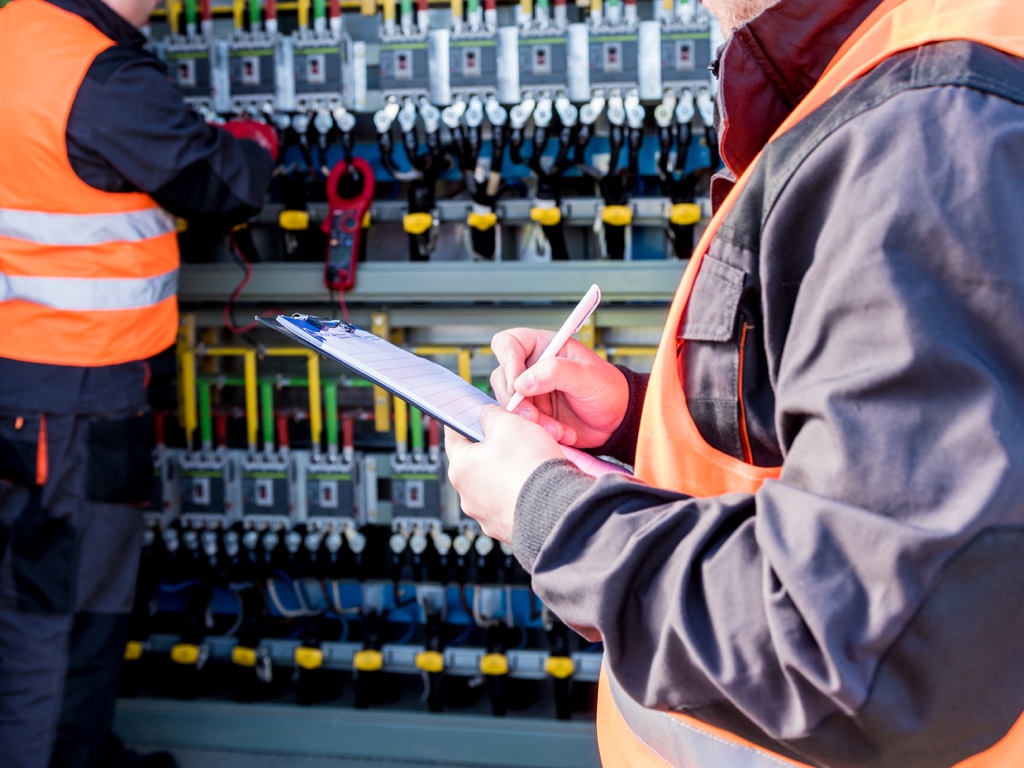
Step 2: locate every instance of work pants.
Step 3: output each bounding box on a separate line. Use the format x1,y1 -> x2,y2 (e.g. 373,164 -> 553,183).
0,406 -> 154,768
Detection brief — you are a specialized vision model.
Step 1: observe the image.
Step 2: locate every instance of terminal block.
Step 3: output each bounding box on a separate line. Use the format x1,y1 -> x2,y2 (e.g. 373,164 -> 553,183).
177,449 -> 241,524
228,30 -> 279,113
659,17 -> 714,90
162,36 -> 212,106
379,31 -> 432,99
145,446 -> 181,526
240,451 -> 295,522
276,29 -> 354,113
517,25 -> 568,97
302,451 -> 364,524
390,453 -> 444,527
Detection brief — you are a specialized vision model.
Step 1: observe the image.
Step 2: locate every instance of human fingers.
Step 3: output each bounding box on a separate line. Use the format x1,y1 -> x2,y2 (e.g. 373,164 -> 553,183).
443,425 -> 473,461
491,328 -> 555,400
446,406 -> 564,542
511,346 -> 599,403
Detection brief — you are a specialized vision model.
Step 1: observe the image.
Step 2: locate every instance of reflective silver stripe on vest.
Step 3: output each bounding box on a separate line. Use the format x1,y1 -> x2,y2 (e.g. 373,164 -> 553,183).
606,668 -> 799,768
0,270 -> 178,310
0,207 -> 176,245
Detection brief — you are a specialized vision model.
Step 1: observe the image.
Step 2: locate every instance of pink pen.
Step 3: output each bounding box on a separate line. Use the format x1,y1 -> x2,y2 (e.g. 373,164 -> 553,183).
505,284 -> 602,413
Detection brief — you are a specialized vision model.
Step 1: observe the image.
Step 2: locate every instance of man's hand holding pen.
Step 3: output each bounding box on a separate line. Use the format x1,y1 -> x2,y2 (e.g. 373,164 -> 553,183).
445,316 -> 631,544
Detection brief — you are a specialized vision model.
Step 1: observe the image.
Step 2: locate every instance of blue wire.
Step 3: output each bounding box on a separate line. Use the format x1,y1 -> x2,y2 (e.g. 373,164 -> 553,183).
339,613 -> 349,643
516,626 -> 528,650
394,618 -> 417,645
450,624 -> 474,647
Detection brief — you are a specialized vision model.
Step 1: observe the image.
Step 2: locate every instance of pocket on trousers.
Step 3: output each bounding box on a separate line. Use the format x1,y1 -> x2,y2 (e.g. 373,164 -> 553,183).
86,411 -> 156,504
0,410 -> 43,486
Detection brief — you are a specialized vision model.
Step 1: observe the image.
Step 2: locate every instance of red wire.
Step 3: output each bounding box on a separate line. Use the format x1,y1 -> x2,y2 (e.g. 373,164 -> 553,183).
154,411 -> 166,447
329,0 -> 340,19
223,233 -> 280,334
201,0 -> 212,20
265,0 -> 276,20
342,415 -> 354,450
336,288 -> 350,324
215,413 -> 229,447
275,414 -> 290,449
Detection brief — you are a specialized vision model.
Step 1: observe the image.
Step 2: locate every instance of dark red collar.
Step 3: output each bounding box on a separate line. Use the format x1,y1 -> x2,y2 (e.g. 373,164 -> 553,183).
716,0 -> 885,179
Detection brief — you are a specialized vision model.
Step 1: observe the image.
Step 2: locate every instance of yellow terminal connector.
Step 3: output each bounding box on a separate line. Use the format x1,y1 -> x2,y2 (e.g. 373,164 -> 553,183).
530,206 -> 562,227
545,655 -> 575,679
124,641 -> 143,662
171,643 -> 200,666
415,650 -> 445,674
670,202 -> 702,226
279,210 -> 311,231
479,653 -> 509,676
295,647 -> 325,670
232,646 -> 257,668
176,217 -> 188,233
467,211 -> 498,231
353,649 -> 384,672
362,211 -> 372,228
602,205 -> 633,227
403,212 -> 434,235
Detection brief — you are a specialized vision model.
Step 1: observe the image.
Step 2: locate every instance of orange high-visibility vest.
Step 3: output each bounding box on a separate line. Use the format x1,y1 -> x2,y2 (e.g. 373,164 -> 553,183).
0,0 -> 179,367
608,0 -> 1024,765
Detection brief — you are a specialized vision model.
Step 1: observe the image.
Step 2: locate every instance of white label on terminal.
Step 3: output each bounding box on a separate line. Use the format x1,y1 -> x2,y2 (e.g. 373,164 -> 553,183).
319,480 -> 339,509
306,54 -> 326,84
241,55 -> 261,85
191,477 -> 210,505
405,479 -> 425,509
255,478 -> 274,507
177,59 -> 196,88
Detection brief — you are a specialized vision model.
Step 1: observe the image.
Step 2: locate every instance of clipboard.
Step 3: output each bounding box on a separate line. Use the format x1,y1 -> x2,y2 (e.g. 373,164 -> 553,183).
259,314 -> 493,442
261,314 -> 631,477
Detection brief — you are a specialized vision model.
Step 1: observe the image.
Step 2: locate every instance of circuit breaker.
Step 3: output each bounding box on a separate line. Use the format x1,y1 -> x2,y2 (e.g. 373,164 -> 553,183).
177,450 -> 241,522
240,452 -> 295,521
302,452 -> 363,523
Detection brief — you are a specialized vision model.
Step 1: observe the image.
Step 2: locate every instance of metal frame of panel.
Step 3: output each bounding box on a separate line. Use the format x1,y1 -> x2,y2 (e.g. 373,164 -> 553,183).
179,260 -> 688,304
115,698 -> 600,768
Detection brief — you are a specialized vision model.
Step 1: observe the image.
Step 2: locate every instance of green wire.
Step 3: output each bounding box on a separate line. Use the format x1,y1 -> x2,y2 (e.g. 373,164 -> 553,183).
467,0 -> 479,12
198,380 -> 213,450
410,407 -> 424,453
324,384 -> 339,452
185,0 -> 197,28
535,0 -> 548,7
400,0 -> 413,17
314,0 -> 326,20
249,0 -> 262,29
260,380 -> 275,451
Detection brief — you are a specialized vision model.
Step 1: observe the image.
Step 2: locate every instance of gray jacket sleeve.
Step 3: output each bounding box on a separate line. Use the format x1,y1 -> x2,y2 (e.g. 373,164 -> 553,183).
513,83 -> 1024,761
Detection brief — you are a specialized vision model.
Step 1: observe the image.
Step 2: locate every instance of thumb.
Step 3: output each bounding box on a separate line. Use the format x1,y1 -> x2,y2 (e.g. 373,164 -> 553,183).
477,404 -> 513,436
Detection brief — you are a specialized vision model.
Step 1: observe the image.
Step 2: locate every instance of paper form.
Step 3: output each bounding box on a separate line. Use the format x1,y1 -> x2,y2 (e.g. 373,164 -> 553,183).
265,315 -> 631,478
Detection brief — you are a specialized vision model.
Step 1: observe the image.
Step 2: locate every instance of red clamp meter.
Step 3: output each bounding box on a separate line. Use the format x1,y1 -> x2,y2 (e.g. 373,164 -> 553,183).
323,157 -> 375,292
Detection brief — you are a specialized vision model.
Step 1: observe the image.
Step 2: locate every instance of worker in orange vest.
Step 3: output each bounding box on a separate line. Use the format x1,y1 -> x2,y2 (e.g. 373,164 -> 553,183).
446,0 -> 1024,765
0,0 -> 274,765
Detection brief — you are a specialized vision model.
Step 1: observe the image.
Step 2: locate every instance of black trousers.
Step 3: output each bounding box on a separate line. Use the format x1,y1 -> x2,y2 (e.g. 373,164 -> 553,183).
0,406 -> 153,768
